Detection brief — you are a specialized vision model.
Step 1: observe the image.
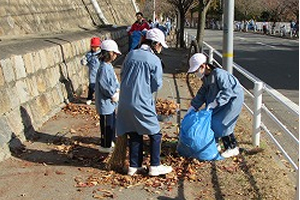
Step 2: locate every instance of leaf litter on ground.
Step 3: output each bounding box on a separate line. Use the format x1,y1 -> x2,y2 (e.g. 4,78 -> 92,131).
57,78 -> 297,199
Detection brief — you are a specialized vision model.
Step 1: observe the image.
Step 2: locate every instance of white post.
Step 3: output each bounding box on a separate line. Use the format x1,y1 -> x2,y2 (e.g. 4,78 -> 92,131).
131,0 -> 139,13
222,0 -> 234,74
90,0 -> 109,24
252,81 -> 263,146
208,48 -> 214,64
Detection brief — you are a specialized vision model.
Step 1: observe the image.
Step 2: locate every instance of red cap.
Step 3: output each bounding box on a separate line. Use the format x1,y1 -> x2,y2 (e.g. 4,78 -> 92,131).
90,37 -> 101,47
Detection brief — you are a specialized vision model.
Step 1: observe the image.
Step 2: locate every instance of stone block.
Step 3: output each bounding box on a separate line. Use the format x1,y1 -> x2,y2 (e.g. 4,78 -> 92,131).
36,94 -> 50,116
39,49 -> 48,70
22,52 -> 35,74
61,43 -> 73,60
31,51 -> 42,72
0,88 -> 12,114
36,72 -> 47,93
44,47 -> 55,67
13,55 -> 26,79
52,46 -> 63,65
4,107 -> 24,138
67,60 -> 77,76
51,87 -> 63,106
15,80 -> 30,104
0,117 -> 12,147
52,65 -> 61,82
58,83 -> 68,102
6,85 -> 20,110
28,98 -> 43,127
55,84 -> 66,103
46,67 -> 58,88
71,41 -> 80,56
24,76 -> 39,98
0,57 -> 15,83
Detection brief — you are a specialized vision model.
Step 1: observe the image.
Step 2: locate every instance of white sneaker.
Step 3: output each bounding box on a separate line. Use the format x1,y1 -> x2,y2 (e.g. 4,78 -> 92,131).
127,166 -> 146,176
149,165 -> 173,176
99,146 -> 113,153
221,147 -> 239,158
86,100 -> 92,105
216,143 -> 222,152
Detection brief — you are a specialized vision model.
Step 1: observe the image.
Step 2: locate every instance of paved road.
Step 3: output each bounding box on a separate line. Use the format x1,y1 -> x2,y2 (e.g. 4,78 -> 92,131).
185,28 -> 299,167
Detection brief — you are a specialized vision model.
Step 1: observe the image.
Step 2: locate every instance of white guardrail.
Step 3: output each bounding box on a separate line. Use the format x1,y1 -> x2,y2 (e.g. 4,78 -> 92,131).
183,32 -> 299,170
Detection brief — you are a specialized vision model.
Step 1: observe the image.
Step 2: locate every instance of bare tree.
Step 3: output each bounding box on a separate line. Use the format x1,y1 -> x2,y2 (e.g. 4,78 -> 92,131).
167,0 -> 195,47
235,0 -> 263,20
258,0 -> 299,21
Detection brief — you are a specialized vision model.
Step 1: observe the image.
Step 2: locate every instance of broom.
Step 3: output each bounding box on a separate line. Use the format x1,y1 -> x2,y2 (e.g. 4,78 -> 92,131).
106,134 -> 127,172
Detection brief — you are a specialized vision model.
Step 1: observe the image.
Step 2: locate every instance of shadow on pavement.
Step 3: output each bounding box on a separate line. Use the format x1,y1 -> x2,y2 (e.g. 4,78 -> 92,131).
9,106 -> 108,169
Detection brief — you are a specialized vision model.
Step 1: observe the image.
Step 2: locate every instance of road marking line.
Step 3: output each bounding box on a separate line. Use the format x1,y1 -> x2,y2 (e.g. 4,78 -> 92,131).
237,37 -> 246,40
256,42 -> 276,48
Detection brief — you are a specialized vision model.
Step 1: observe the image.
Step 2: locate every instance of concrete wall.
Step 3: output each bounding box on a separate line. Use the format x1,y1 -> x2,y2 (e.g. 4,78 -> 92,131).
0,0 -> 136,161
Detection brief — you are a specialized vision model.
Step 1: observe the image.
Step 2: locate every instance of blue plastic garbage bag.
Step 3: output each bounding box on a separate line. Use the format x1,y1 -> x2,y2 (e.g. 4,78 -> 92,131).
129,31 -> 144,51
177,109 -> 223,161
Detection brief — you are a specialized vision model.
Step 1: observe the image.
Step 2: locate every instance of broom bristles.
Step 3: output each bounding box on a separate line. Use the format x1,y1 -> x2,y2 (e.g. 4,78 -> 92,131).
107,134 -> 128,171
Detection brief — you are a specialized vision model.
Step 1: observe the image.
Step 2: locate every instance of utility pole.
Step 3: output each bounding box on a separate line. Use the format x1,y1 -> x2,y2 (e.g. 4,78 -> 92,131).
222,0 -> 234,73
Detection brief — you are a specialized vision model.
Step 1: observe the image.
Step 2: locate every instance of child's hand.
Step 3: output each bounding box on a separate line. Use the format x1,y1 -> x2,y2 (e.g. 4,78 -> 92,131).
111,92 -> 119,103
81,57 -> 88,65
207,100 -> 218,110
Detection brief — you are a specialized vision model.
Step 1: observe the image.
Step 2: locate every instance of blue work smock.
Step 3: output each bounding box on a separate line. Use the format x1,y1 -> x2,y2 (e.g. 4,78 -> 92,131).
85,50 -> 101,84
95,61 -> 120,115
117,45 -> 163,136
191,68 -> 244,137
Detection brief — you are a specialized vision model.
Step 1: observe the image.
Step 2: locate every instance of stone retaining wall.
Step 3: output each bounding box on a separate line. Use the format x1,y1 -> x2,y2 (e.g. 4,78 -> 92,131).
0,27 -> 129,161
0,0 -> 136,37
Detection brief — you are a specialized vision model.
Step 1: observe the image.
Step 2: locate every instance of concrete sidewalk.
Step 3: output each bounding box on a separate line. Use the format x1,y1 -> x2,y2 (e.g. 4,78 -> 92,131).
0,47 -> 198,200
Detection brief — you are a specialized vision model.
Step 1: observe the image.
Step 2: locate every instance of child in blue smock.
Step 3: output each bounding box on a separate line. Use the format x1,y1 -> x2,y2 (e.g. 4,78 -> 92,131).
117,28 -> 173,176
186,53 -> 244,158
81,37 -> 101,105
95,39 -> 121,153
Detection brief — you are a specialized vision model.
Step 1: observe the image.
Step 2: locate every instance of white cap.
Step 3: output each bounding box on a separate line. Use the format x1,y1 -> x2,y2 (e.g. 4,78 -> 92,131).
100,39 -> 122,55
146,28 -> 168,48
188,53 -> 207,73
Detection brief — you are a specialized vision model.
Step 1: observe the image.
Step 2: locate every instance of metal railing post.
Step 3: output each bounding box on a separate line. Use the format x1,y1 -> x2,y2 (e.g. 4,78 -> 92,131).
208,48 -> 214,64
252,81 -> 263,146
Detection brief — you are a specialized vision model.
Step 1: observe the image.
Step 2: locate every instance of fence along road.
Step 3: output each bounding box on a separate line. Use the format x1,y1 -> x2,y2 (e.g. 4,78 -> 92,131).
184,28 -> 299,169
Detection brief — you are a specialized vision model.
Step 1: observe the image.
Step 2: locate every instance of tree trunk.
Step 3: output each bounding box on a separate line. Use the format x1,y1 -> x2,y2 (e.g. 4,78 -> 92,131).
179,10 -> 186,48
196,9 -> 206,52
106,134 -> 127,172
196,0 -> 213,52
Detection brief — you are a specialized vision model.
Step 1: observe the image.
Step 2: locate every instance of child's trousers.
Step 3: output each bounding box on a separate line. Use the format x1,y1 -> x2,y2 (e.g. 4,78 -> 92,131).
99,111 -> 116,148
87,83 -> 95,101
128,132 -> 162,168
